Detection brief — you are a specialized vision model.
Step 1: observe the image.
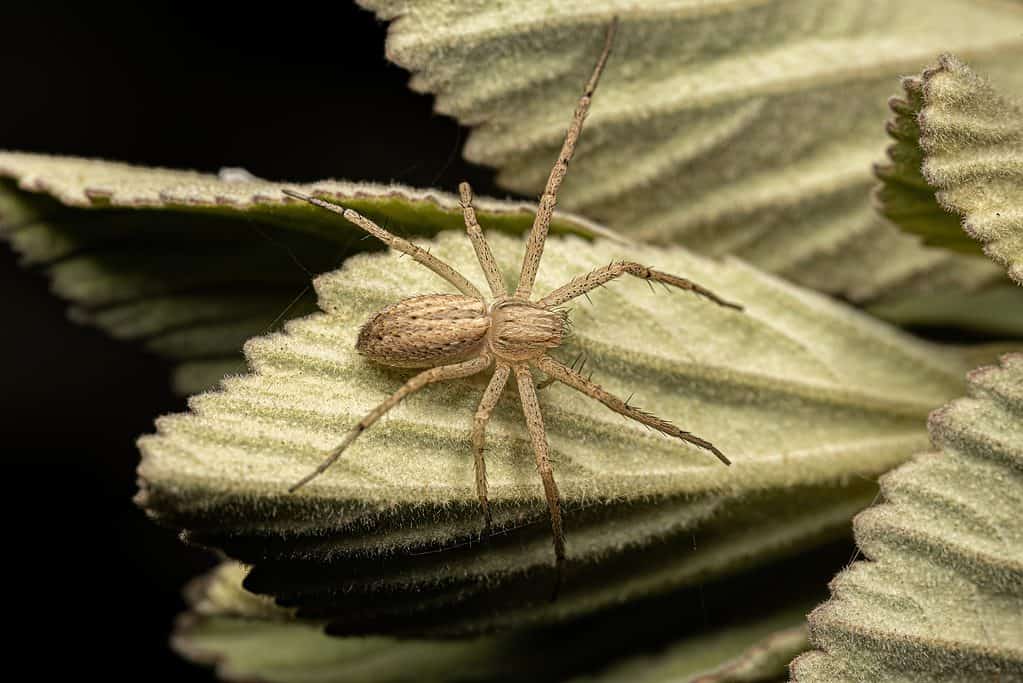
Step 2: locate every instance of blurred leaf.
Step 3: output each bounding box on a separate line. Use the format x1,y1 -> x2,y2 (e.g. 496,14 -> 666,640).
875,54 -> 1023,285
867,285 -> 1023,338
567,616 -> 807,683
791,353 -> 1023,681
138,226 -> 981,635
0,152 -> 610,393
356,0 -> 1023,301
175,562 -> 810,683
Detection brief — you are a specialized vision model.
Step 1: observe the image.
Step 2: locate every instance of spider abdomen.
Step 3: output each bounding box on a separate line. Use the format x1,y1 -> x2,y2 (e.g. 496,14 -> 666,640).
356,294 -> 490,368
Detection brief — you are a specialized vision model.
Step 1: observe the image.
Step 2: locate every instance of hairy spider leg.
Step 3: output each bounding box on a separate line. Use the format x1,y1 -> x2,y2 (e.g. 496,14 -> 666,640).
540,260 -> 743,310
289,355 -> 493,491
470,363 -> 511,531
536,355 -> 730,465
458,182 -> 507,298
514,364 -> 566,599
281,189 -> 483,299
514,18 -> 618,300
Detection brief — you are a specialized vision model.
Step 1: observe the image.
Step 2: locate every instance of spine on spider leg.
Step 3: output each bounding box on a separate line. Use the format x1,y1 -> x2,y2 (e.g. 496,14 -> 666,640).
538,261 -> 625,306
636,265 -> 744,311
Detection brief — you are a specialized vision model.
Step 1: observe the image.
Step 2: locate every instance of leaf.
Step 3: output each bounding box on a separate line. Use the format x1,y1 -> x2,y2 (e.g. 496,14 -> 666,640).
137,224 -> 981,636
567,617 -> 808,683
355,0 -> 1023,301
174,562 -> 811,683
0,151 -> 609,393
791,353 -> 1023,681
875,53 -> 1023,285
867,285 -> 1023,338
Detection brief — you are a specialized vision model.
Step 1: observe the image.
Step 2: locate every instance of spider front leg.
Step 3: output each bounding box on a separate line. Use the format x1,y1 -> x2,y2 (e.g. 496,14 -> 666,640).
514,364 -> 566,598
514,19 -> 618,299
540,261 -> 743,310
289,354 -> 493,492
459,182 -> 507,298
471,364 -> 511,532
535,354 -> 730,465
282,189 -> 483,299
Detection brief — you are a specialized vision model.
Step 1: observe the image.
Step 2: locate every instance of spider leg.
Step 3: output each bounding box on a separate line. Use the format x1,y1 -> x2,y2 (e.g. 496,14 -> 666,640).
540,261 -> 743,310
282,189 -> 483,299
514,19 -> 618,300
537,352 -> 586,390
471,363 -> 511,533
290,354 -> 493,492
535,354 -> 731,466
514,364 -> 565,599
459,182 -> 507,298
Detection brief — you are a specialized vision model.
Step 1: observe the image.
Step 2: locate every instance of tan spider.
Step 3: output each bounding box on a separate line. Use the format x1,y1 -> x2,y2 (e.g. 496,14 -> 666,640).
282,18 -> 741,588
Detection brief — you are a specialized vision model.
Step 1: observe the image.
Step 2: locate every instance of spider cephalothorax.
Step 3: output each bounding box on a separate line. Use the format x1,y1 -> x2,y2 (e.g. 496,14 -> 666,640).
487,298 -> 567,362
282,18 -> 742,593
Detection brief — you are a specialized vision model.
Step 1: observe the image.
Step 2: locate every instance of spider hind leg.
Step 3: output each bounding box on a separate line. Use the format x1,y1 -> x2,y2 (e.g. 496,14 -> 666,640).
471,364 -> 512,533
514,364 -> 566,600
536,354 -> 730,465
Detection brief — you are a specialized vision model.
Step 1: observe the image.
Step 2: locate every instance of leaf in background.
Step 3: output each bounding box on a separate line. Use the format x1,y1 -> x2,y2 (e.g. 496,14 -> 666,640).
175,562 -> 811,683
867,285 -> 1023,339
875,53 -> 1023,285
138,225 -> 980,636
0,152 -> 609,393
567,616 -> 808,683
791,353 -> 1023,681
356,0 -> 1023,302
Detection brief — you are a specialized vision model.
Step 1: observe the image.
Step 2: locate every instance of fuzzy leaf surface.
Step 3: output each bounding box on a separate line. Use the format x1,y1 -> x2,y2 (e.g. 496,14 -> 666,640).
791,353 -> 1023,681
0,152 -> 609,393
174,562 -> 810,683
356,0 -> 1023,301
876,54 -> 1023,285
137,224 -> 978,635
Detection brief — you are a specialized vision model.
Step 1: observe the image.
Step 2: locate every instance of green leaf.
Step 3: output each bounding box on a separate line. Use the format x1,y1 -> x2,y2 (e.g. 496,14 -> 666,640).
791,353 -> 1023,681
567,616 -> 808,683
356,0 -> 1023,301
875,54 -> 1023,285
867,285 -> 1023,338
0,152 -> 609,393
137,223 -> 981,635
174,562 -> 810,683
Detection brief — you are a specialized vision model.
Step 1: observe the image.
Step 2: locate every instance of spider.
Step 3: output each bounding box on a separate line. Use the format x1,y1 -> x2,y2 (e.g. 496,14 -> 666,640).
281,18 -> 742,590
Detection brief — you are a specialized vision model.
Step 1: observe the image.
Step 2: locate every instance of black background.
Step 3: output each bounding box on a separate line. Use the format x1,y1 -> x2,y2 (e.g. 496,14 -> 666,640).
2,3 -> 498,680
